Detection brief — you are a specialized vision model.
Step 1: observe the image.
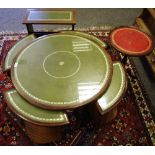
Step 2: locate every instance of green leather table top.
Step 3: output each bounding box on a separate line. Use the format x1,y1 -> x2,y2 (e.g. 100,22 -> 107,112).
4,34 -> 36,71
61,31 -> 107,49
97,62 -> 127,115
23,9 -> 76,24
11,32 -> 112,110
28,10 -> 72,21
4,90 -> 69,126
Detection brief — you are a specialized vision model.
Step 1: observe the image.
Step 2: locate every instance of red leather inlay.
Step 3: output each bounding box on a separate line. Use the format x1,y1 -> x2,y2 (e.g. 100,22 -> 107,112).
112,28 -> 151,53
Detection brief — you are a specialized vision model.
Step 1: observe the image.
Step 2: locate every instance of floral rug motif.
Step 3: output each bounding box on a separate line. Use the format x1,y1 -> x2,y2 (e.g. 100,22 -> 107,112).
0,30 -> 155,146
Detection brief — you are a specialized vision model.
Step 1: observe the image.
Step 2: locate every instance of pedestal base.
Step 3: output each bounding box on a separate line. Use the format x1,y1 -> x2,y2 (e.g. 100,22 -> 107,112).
25,121 -> 64,144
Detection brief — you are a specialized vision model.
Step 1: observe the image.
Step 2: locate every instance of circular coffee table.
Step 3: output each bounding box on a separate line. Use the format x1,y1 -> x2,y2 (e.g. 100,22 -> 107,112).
110,26 -> 153,56
11,32 -> 112,110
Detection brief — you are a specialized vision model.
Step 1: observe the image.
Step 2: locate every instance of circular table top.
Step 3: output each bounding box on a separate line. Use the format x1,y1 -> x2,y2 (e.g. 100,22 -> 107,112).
11,32 -> 112,110
110,26 -> 153,56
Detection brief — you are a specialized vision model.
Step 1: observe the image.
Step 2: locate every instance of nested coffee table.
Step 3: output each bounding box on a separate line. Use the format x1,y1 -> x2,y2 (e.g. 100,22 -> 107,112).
11,32 -> 113,110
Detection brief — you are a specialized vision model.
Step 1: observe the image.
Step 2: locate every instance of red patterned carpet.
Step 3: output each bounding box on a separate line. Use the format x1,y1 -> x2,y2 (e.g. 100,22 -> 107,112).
0,30 -> 155,146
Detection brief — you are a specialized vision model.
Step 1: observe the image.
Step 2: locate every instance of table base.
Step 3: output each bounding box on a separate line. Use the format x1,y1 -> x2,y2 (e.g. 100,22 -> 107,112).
25,121 -> 64,144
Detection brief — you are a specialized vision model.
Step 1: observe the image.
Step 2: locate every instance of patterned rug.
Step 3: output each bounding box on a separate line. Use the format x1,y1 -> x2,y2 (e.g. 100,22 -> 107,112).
0,30 -> 155,146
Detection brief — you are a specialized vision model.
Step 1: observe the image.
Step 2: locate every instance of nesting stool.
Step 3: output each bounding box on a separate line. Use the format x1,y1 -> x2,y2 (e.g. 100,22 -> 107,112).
110,26 -> 154,64
4,34 -> 36,72
4,90 -> 69,144
88,62 -> 127,127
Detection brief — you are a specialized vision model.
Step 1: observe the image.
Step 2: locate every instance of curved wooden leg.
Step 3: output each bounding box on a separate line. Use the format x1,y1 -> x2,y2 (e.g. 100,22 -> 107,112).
25,121 -> 64,144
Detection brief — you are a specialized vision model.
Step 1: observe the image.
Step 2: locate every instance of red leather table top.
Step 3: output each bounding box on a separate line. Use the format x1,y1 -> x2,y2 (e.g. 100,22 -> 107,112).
110,27 -> 153,56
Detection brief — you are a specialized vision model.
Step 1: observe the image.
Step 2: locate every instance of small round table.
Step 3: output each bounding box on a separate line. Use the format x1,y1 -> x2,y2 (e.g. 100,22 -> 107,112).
110,26 -> 153,56
11,32 -> 112,110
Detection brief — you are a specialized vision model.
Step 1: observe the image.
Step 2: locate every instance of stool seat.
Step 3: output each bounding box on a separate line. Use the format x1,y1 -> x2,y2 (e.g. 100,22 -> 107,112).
4,90 -> 69,126
110,26 -> 153,56
61,30 -> 107,49
4,34 -> 36,71
96,62 -> 127,115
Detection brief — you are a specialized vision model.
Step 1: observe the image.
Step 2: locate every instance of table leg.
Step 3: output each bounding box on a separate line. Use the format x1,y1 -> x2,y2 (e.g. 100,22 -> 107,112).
72,24 -> 75,31
26,24 -> 34,34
